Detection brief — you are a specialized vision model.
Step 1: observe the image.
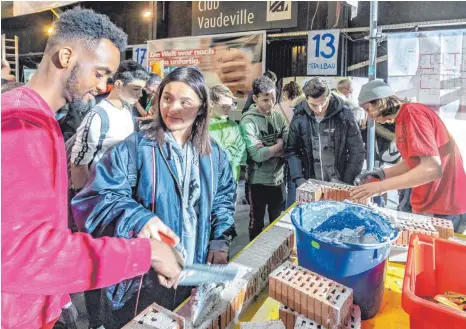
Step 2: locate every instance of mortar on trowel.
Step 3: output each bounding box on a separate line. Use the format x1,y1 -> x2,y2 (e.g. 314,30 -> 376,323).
160,233 -> 241,327
290,201 -> 398,319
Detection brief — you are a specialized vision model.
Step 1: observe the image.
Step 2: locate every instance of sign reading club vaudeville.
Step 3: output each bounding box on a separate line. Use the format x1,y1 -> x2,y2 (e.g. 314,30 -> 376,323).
192,1 -> 298,36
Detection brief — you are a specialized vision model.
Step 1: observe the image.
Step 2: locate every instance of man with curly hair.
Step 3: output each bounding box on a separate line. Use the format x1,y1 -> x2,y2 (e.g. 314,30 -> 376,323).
1,7 -> 182,329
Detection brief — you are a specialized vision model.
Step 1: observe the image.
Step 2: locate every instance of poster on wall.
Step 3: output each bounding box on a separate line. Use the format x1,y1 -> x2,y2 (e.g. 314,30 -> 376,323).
387,29 -> 466,161
147,31 -> 266,100
307,29 -> 340,76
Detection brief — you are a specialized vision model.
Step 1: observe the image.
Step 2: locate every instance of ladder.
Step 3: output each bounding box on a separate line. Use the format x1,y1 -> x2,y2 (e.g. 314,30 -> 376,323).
1,34 -> 19,82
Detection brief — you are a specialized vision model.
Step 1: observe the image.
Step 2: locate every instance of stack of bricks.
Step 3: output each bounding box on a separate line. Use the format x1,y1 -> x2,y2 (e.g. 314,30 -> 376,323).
428,217 -> 455,239
279,305 -> 361,329
231,225 -> 295,307
296,179 -> 368,205
126,214 -> 295,329
269,262 -> 353,329
378,208 -> 454,243
175,225 -> 295,329
123,303 -> 185,329
395,218 -> 439,246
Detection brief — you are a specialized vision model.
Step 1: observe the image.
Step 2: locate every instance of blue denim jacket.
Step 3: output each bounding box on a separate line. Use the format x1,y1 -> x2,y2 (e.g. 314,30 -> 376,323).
72,132 -> 237,308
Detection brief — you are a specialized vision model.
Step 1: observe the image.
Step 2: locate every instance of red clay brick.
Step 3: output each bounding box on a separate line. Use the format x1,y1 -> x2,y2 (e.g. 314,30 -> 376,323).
428,217 -> 454,239
279,304 -> 361,329
269,262 -> 353,329
123,302 -> 185,329
279,305 -> 297,329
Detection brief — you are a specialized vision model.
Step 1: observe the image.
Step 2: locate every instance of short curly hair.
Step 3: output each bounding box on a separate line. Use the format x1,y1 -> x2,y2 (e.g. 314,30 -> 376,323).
113,60 -> 151,85
282,81 -> 302,101
252,76 -> 276,96
45,7 -> 127,52
303,77 -> 330,99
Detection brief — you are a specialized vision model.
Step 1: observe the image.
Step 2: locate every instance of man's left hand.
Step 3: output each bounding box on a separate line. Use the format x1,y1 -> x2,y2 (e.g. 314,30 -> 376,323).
207,250 -> 228,265
350,182 -> 383,202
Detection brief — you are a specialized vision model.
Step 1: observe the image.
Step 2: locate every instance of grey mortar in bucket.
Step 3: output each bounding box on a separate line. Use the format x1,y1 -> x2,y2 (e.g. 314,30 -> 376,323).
290,200 -> 399,319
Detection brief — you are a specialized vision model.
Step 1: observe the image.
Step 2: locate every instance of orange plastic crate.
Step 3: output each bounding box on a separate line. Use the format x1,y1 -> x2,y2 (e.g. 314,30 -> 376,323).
402,234 -> 466,329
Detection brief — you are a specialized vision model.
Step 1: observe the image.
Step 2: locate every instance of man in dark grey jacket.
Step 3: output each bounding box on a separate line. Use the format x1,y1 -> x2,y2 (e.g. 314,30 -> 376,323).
286,77 -> 365,192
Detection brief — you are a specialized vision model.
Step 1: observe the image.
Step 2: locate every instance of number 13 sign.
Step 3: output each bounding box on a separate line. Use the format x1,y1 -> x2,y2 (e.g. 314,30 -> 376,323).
307,29 -> 340,75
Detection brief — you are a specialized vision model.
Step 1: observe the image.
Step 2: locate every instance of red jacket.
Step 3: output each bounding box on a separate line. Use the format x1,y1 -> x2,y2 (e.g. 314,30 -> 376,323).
1,87 -> 151,329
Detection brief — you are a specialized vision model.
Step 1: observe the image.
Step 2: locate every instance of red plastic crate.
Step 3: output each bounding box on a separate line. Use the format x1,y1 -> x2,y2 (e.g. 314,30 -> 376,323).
402,234 -> 466,329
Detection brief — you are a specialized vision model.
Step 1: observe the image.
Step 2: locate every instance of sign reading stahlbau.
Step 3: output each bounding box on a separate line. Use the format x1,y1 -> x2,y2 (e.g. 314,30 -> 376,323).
307,29 -> 340,76
192,1 -> 297,36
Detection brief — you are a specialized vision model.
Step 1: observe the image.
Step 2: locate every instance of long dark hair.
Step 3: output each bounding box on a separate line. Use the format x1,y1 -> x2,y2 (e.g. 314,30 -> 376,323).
369,95 -> 408,118
143,67 -> 211,155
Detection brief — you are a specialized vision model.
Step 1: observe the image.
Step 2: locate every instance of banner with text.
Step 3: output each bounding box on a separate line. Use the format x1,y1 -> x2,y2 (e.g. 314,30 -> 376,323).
307,29 -> 340,76
387,29 -> 466,161
147,31 -> 265,99
192,1 -> 297,36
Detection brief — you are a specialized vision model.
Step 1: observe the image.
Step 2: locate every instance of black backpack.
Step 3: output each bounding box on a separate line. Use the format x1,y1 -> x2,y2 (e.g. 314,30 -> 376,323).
66,106 -> 110,232
65,106 -> 110,189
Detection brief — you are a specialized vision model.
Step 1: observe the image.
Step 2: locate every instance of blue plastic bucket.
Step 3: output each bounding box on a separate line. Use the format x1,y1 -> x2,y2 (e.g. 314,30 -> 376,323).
290,201 -> 398,320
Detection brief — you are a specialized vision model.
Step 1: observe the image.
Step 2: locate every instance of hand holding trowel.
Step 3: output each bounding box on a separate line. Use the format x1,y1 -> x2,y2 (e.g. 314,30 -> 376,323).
158,232 -> 239,287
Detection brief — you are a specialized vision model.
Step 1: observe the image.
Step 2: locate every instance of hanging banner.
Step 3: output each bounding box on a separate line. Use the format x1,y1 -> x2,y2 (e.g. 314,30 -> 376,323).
192,1 -> 297,36
387,29 -> 466,161
147,31 -> 266,98
307,29 -> 340,76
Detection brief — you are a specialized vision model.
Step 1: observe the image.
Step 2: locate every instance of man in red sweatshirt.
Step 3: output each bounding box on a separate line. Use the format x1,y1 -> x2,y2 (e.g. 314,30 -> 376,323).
1,7 -> 183,329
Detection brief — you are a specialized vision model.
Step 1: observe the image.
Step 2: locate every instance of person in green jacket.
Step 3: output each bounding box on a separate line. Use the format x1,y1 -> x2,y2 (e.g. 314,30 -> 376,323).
240,76 -> 289,240
209,84 -> 246,181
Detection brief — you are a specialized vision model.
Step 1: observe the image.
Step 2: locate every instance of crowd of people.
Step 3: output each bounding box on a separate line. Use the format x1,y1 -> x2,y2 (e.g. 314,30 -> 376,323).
2,6 -> 466,329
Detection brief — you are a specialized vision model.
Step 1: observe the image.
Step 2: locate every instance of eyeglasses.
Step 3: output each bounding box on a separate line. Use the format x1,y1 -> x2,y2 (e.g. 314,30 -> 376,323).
215,102 -> 237,111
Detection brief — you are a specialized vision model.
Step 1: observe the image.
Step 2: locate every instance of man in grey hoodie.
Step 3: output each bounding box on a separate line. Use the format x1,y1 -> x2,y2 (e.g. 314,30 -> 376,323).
240,76 -> 289,240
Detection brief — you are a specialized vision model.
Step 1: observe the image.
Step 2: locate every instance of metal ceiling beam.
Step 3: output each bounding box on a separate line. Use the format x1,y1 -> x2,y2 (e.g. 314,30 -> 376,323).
267,18 -> 466,38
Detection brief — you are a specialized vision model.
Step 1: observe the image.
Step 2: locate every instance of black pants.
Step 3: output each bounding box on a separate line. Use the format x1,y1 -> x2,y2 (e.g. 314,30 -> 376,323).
84,289 -> 103,328
248,183 -> 285,241
244,180 -> 250,205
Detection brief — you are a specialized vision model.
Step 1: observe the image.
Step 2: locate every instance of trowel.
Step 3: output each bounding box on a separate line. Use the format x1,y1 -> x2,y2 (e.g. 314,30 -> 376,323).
160,233 -> 239,286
